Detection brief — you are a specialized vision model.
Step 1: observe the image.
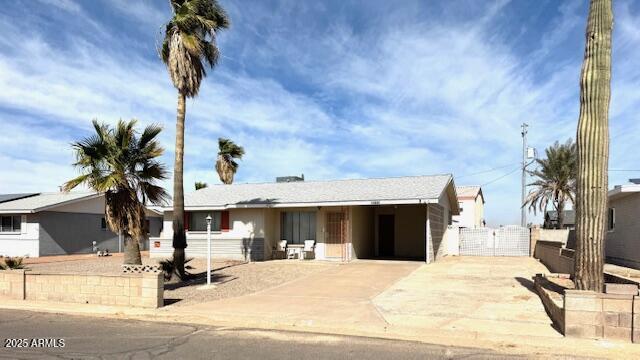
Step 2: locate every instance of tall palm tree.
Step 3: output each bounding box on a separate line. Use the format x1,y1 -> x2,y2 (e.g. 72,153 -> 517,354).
161,0 -> 230,278
523,140 -> 577,229
574,0 -> 613,292
63,120 -> 168,265
215,138 -> 244,184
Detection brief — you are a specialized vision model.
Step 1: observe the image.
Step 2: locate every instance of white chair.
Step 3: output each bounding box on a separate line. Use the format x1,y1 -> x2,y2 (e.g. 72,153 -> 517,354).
303,240 -> 316,260
273,240 -> 287,260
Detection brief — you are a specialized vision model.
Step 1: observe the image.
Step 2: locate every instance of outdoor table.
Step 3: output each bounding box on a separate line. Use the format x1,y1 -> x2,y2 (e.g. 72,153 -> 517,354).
286,244 -> 304,260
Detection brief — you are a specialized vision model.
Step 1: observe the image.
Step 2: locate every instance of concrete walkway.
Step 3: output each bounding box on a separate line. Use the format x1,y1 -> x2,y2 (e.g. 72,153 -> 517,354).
373,256 -> 561,338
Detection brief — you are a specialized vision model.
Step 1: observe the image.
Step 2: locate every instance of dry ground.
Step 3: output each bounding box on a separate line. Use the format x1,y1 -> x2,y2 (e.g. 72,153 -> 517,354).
27,256 -> 335,306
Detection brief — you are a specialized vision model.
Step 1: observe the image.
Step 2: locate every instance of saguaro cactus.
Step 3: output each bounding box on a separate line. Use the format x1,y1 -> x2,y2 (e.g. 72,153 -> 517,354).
574,0 -> 613,291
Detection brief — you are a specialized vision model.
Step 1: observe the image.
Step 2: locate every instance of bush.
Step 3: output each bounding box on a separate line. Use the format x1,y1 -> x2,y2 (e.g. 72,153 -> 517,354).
0,256 -> 26,270
159,257 -> 194,281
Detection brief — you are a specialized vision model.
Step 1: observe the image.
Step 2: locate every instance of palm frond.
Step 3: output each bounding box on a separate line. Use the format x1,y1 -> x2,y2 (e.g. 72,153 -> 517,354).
161,0 -> 230,96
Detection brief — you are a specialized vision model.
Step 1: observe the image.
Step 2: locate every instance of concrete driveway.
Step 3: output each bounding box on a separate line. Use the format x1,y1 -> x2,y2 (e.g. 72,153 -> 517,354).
373,256 -> 561,338
178,257 -> 559,340
179,260 -> 420,328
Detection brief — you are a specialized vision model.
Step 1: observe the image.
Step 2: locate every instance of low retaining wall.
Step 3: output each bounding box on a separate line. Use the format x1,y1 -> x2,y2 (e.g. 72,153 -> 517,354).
534,275 -> 566,333
534,274 -> 640,343
564,289 -> 640,342
0,270 -> 163,308
534,241 -> 575,275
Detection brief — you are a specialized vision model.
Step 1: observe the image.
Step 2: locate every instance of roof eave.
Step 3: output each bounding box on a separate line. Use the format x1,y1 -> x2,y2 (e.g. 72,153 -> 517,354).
167,198 -> 441,211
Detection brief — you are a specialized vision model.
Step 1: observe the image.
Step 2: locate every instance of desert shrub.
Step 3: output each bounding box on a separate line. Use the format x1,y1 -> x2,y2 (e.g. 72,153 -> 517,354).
159,257 -> 194,281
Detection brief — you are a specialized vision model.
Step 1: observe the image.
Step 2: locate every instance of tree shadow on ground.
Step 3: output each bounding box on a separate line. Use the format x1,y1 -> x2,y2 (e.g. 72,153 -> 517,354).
164,271 -> 236,290
514,276 -> 537,294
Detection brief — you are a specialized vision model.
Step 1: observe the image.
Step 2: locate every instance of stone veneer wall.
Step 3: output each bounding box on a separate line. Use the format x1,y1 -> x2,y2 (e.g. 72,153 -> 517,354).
0,270 -> 163,308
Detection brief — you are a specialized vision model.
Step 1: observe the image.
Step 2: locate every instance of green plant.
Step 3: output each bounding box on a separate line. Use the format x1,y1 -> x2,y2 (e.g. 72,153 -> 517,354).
159,257 -> 195,281
1,256 -> 26,270
63,119 -> 168,265
574,0 -> 612,291
215,138 -> 244,184
160,0 -> 230,279
195,181 -> 208,190
524,139 -> 576,229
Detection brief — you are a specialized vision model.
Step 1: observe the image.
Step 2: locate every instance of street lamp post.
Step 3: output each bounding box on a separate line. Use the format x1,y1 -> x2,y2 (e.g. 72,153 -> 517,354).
206,214 -> 212,286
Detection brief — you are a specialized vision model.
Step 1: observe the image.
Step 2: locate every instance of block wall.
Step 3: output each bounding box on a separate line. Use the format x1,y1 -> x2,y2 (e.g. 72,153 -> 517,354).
0,270 -> 162,308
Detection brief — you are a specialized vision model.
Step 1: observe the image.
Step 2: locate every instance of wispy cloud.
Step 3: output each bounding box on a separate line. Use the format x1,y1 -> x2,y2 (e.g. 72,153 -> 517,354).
0,0 -> 638,226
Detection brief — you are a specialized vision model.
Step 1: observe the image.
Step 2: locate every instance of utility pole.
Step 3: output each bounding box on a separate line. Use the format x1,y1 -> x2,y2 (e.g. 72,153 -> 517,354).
521,123 -> 528,228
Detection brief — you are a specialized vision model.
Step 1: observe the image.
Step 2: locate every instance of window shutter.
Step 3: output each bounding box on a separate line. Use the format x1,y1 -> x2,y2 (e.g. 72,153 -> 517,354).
221,211 -> 230,232
184,212 -> 189,231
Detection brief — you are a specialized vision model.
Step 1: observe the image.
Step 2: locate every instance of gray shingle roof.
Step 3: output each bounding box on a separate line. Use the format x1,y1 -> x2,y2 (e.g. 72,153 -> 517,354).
456,186 -> 480,198
0,192 -> 99,213
0,193 -> 39,204
178,174 -> 454,209
545,210 -> 576,225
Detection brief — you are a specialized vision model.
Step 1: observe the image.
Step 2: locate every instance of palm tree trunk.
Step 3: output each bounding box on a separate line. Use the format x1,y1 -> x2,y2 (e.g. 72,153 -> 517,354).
574,0 -> 612,292
123,236 -> 142,265
172,92 -> 187,279
557,201 -> 565,229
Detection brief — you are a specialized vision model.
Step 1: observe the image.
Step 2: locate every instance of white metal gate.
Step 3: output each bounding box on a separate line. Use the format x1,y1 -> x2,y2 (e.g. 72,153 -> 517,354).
459,226 -> 530,256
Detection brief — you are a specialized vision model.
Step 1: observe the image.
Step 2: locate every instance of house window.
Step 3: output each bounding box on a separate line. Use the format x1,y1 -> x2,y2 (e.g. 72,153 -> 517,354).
608,208 -> 615,231
0,215 -> 21,233
281,211 -> 316,244
101,217 -> 108,230
189,211 -> 221,231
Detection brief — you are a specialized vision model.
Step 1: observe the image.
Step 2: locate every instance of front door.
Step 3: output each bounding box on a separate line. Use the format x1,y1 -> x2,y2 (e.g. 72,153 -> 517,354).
378,214 -> 395,257
325,212 -> 346,259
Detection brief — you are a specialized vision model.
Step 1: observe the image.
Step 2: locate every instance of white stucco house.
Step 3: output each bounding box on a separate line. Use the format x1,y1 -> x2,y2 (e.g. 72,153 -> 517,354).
605,183 -> 640,269
150,174 -> 460,263
0,192 -> 162,257
452,185 -> 485,228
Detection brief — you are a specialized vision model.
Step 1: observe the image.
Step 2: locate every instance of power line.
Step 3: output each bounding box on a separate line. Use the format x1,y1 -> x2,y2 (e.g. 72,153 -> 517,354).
481,166 -> 521,187
456,162 -> 520,179
609,169 -> 640,172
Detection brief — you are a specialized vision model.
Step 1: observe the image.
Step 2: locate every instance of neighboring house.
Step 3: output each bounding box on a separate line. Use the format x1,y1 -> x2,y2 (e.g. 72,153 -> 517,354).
0,192 -> 163,257
150,174 -> 460,263
452,186 -> 484,228
605,184 -> 640,269
543,210 -> 576,229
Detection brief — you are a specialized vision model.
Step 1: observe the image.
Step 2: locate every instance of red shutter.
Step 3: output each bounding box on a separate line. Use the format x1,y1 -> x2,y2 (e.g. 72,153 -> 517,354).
221,211 -> 230,232
183,212 -> 189,231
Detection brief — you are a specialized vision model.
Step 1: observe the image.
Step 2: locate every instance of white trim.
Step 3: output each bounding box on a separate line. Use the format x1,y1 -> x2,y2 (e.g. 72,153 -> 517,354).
168,198 -> 439,212
0,193 -> 103,214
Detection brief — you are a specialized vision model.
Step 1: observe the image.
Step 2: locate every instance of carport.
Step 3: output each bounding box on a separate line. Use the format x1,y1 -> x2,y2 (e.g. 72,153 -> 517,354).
349,202 -> 453,263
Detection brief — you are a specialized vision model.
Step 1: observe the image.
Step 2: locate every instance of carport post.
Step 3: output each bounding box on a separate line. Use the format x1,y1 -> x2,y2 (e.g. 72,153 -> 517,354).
425,205 -> 431,264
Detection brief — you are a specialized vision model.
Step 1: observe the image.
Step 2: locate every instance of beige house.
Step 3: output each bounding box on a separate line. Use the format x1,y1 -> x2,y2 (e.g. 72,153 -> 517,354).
452,186 -> 485,228
605,183 -> 640,269
150,175 -> 459,263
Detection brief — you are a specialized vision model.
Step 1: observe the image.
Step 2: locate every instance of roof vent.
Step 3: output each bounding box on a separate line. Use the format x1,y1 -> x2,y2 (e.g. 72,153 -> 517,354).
630,178 -> 640,185
276,174 -> 304,183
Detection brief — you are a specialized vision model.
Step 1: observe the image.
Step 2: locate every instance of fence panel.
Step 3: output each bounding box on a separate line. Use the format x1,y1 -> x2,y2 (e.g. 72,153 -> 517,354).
459,226 -> 530,256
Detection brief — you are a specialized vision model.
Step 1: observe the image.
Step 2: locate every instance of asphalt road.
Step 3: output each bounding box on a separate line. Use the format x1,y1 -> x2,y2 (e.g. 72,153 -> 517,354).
0,309 -> 520,360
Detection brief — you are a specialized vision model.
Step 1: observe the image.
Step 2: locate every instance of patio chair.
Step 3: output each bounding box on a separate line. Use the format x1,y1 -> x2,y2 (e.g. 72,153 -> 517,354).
272,240 -> 287,260
303,240 -> 316,260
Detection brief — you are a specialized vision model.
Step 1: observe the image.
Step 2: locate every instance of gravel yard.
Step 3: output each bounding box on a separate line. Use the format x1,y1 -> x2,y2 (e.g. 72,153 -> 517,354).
26,256 -> 335,307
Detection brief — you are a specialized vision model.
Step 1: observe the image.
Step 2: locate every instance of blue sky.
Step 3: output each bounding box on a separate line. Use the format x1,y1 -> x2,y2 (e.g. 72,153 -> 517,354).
0,0 -> 638,226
